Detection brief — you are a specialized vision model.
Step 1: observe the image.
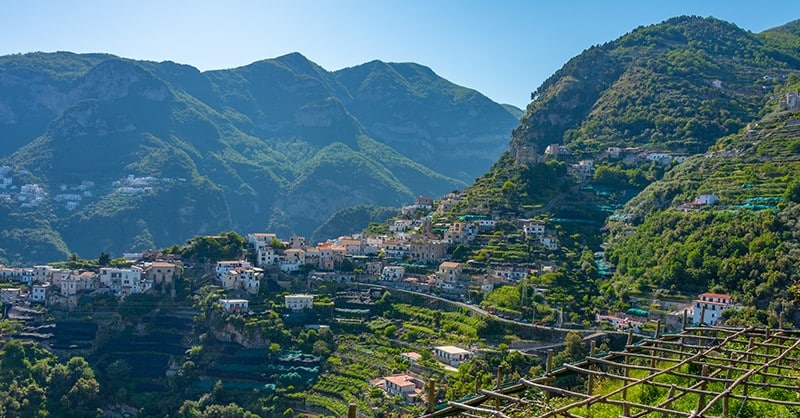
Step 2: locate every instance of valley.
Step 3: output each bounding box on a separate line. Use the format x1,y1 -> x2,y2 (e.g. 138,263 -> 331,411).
1,14 -> 800,418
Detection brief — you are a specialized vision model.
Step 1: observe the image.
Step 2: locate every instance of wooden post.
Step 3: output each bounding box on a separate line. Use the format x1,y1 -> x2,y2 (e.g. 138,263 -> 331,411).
348,403 -> 356,418
588,340 -> 596,398
427,379 -> 436,413
724,351 -> 735,414
700,305 -> 706,326
682,310 -> 688,331
496,365 -> 504,409
622,353 -> 630,416
764,327 -> 771,382
662,385 -> 676,418
697,364 -> 709,411
779,311 -> 785,329
496,365 -> 504,388
622,328 -> 633,416
655,319 -> 662,339
546,349 -> 554,400
475,375 -> 481,394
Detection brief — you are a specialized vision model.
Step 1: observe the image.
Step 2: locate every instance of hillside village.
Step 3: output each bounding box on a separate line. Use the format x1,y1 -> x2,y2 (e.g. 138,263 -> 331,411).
1,161 -> 735,327
0,161 -> 745,414
0,135 -> 745,332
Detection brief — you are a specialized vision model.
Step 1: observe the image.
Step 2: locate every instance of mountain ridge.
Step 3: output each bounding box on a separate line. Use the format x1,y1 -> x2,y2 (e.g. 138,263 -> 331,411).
0,51 -> 520,264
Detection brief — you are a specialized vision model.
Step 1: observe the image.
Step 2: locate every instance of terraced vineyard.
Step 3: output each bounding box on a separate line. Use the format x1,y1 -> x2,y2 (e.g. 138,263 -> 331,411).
606,104 -> 800,313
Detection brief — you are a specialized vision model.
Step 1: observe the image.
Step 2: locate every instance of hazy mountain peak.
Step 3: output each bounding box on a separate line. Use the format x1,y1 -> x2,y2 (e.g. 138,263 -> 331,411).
73,58 -> 171,103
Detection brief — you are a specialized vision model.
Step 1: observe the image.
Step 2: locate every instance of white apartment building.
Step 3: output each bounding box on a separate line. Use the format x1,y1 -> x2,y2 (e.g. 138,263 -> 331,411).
285,294 -> 315,311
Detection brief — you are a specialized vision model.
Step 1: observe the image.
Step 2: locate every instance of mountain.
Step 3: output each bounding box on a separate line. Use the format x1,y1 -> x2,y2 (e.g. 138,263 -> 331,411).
454,16 -> 800,224
511,16 -> 800,157
0,52 -> 520,265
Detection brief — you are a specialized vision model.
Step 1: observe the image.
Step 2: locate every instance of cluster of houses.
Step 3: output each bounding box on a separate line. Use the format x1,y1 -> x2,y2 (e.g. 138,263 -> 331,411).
0,168 -> 190,212
113,174 -> 185,195
0,261 -> 179,308
528,142 -> 688,182
202,193 -> 569,315
0,166 -> 98,210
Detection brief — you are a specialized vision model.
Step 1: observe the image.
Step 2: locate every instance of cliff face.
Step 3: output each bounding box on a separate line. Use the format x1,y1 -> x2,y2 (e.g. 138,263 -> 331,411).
210,322 -> 270,348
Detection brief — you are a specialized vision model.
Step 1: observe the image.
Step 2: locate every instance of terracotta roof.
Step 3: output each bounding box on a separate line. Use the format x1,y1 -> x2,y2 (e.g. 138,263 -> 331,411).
384,374 -> 416,388
698,292 -> 731,299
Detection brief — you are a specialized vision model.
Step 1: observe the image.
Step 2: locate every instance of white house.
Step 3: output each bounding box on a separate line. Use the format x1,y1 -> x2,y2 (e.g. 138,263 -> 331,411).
383,240 -> 409,260
541,236 -> 559,251
220,298 -> 249,313
646,153 -> 673,165
215,260 -> 252,281
60,272 -> 98,296
400,352 -> 422,364
31,283 -> 50,303
433,345 -> 473,367
247,233 -> 277,252
285,294 -> 315,311
523,223 -> 546,239
691,292 -> 735,325
380,266 -> 405,281
99,267 -> 149,296
694,195 -> 720,206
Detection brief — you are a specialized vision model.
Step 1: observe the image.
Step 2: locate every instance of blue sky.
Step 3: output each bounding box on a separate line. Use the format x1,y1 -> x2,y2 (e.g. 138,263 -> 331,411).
1,0 -> 799,108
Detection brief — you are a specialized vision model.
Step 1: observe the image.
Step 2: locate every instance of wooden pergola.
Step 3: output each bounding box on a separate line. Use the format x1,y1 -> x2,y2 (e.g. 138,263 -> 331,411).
419,324 -> 800,418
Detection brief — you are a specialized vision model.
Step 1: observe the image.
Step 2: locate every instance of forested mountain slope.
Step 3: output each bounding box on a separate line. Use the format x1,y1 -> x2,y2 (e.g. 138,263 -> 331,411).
605,77 -> 800,325
0,52 -> 519,264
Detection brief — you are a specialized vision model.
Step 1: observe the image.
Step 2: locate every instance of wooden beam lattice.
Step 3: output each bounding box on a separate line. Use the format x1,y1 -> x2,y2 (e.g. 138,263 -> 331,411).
420,326 -> 800,418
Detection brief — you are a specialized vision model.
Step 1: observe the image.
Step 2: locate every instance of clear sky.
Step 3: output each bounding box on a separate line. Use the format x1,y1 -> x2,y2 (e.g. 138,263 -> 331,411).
1,0 -> 799,108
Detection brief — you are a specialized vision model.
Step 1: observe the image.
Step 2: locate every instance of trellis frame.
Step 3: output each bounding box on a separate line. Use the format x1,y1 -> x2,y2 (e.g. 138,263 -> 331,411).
420,325 -> 800,417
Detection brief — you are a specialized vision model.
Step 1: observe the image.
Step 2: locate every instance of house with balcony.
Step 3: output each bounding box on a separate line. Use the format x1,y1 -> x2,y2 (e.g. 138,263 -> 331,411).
99,266 -> 150,297
215,260 -> 253,281
285,294 -> 314,311
220,298 -> 249,313
221,267 -> 263,295
691,292 -> 736,325
380,266 -> 405,281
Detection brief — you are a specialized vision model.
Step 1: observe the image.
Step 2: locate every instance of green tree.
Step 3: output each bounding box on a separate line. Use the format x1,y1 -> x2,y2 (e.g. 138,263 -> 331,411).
785,181 -> 800,203
97,252 -> 111,267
